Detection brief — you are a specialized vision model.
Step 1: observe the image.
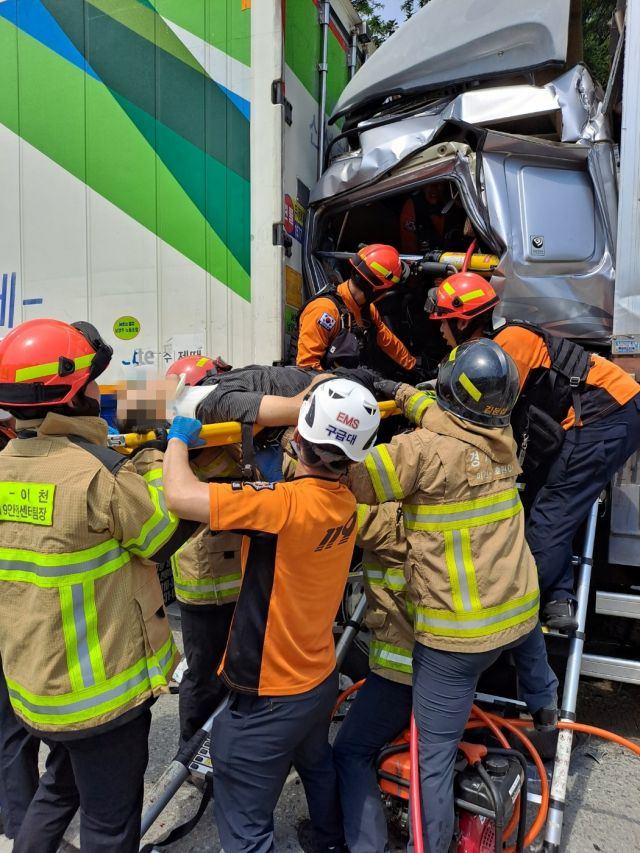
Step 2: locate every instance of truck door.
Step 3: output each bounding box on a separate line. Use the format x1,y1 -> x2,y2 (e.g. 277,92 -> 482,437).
479,131 -> 617,343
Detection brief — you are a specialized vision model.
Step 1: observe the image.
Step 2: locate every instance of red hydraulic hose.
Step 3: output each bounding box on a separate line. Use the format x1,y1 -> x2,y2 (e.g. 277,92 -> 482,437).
461,239 -> 477,273
506,717 -> 640,756
332,682 -> 640,852
409,713 -> 425,853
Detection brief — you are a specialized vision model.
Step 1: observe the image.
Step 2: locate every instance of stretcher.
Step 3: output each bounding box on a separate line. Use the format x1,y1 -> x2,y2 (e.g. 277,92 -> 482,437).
109,400 -> 402,453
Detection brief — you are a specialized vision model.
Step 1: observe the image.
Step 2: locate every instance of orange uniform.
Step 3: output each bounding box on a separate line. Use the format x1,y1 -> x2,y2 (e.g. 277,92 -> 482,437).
209,476 -> 357,696
296,281 -> 416,372
494,325 -> 640,429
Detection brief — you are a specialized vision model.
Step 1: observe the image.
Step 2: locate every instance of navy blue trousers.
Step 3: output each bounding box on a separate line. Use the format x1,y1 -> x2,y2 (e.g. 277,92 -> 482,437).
178,602 -> 234,745
526,394 -> 640,602
13,709 -> 151,853
412,624 -> 558,853
0,660 -> 39,839
333,672 -> 412,852
211,671 -> 342,853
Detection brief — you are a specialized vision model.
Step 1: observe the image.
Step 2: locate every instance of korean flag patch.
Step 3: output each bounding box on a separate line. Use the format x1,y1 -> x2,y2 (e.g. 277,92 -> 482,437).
317,312 -> 337,331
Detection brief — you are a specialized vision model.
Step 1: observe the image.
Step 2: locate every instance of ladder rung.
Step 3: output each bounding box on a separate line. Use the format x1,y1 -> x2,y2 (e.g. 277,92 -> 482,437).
581,654 -> 640,685
595,591 -> 640,620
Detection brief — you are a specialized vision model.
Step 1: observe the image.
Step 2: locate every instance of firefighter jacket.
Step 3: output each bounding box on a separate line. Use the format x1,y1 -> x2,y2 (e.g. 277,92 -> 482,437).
295,281 -> 416,372
0,414 -> 184,736
171,446 -> 243,607
356,502 -> 412,685
350,385 -> 539,654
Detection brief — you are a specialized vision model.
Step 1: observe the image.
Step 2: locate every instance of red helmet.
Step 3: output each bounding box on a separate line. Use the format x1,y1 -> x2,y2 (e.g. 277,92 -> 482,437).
427,272 -> 499,320
349,244 -> 404,292
166,355 -> 228,386
0,319 -> 112,408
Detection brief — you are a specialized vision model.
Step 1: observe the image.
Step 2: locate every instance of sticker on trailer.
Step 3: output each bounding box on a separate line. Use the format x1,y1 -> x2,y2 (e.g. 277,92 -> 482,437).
284,194 -> 295,235
113,316 -> 141,340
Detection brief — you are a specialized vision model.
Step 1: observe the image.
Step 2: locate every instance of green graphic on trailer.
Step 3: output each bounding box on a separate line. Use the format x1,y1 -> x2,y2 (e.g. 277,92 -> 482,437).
285,1 -> 351,115
0,0 -> 251,301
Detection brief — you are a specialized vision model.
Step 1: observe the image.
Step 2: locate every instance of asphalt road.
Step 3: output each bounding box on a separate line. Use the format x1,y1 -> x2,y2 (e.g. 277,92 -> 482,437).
2,605 -> 639,852
137,607 -> 640,853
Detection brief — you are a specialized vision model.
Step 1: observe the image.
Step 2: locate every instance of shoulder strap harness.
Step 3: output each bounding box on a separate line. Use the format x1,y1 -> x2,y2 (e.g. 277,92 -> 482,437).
489,320 -> 591,425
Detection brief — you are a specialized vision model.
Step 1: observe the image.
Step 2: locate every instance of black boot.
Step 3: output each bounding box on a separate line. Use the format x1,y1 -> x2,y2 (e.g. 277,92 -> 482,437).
542,599 -> 578,632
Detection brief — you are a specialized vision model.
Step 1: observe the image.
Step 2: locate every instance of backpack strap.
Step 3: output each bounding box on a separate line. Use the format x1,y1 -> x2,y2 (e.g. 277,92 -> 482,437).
545,336 -> 591,426
288,286 -> 353,365
240,423 -> 258,481
68,435 -> 130,475
489,320 -> 591,426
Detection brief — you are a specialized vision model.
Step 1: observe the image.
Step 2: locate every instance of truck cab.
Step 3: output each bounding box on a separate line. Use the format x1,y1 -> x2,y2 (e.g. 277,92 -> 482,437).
307,0 -> 640,685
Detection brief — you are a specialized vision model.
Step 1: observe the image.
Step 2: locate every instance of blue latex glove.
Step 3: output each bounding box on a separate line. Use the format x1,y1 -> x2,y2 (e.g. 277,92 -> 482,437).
107,425 -> 119,435
168,416 -> 206,448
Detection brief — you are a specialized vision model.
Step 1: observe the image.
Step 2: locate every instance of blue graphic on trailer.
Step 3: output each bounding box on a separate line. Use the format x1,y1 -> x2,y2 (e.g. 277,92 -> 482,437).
0,273 -> 16,329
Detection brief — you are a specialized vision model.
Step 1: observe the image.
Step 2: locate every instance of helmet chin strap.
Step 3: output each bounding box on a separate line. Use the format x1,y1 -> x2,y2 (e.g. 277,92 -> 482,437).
449,319 -> 468,346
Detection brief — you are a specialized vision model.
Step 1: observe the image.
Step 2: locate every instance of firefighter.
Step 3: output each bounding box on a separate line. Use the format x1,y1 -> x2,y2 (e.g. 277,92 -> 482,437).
162,378 -> 381,853
0,319 -> 191,853
165,355 -> 243,747
0,406 -> 39,841
427,273 -> 640,630
332,501 -> 413,853
349,340 -> 558,853
292,244 -> 417,374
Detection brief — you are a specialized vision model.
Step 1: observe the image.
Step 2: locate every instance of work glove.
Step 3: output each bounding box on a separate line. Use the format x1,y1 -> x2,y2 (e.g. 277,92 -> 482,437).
332,366 -> 382,397
374,379 -> 401,400
168,416 -> 206,448
130,427 -> 169,457
415,378 -> 437,391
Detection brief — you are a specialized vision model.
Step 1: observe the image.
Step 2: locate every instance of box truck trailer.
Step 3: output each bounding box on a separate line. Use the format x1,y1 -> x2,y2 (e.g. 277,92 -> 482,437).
0,0 -> 365,379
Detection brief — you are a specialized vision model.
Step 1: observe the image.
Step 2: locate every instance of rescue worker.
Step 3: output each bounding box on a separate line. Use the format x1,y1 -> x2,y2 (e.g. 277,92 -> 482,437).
292,244 -> 417,374
0,405 -> 39,840
165,355 -> 243,747
349,340 -> 558,853
162,378 -> 381,853
398,183 -> 467,256
0,318 -> 190,853
427,273 -> 640,630
332,501 -> 413,853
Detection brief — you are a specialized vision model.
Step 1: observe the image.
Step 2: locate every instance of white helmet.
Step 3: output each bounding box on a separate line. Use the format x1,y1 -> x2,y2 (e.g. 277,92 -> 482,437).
297,378 -> 380,464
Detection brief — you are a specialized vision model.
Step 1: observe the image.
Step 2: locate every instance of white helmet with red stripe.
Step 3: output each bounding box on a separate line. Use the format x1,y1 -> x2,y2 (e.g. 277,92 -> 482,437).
297,378 -> 380,463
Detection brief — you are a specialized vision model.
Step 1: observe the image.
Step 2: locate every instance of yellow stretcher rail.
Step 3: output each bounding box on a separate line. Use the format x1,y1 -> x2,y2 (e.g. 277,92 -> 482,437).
107,399 -> 401,453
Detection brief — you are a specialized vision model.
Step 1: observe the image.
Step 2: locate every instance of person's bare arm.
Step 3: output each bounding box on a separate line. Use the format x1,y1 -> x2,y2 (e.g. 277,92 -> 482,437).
163,439 -> 211,523
255,373 -> 334,426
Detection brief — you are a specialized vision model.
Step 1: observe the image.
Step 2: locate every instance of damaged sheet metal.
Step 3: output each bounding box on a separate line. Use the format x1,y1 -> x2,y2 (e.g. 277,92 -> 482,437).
314,67 -> 611,204
547,65 -> 610,142
481,130 -> 616,342
331,0 -> 571,124
312,114 -> 443,203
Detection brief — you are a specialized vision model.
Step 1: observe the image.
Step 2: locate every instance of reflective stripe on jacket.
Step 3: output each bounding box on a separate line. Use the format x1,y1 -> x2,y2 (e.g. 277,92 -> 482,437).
172,527 -> 242,605
350,386 -> 539,654
356,502 -> 413,685
171,445 -> 243,606
0,414 -> 181,734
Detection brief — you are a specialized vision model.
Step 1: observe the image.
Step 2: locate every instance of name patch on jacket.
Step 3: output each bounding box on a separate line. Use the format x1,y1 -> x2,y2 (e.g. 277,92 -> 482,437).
0,482 -> 56,525
318,312 -> 337,331
464,448 -> 514,486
